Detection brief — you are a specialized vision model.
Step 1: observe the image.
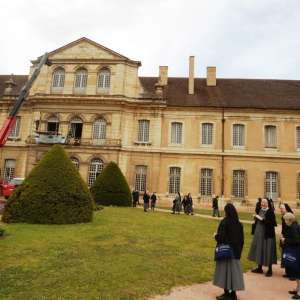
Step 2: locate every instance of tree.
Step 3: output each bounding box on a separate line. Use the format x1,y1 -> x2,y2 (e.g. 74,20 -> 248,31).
2,145 -> 93,224
91,161 -> 131,206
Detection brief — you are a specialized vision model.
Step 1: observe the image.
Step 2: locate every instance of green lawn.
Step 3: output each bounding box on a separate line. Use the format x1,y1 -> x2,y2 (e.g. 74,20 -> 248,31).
0,207 -> 254,300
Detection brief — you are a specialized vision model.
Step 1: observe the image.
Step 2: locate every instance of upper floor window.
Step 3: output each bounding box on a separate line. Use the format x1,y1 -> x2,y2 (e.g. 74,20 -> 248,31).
69,117 -> 83,139
171,122 -> 183,144
265,171 -> 279,200
201,123 -> 213,145
200,168 -> 213,196
88,158 -> 104,187
70,157 -> 79,170
97,68 -> 110,93
138,120 -> 150,142
52,68 -> 65,90
135,165 -> 147,192
92,119 -> 107,141
47,116 -> 59,133
9,117 -> 21,139
4,159 -> 16,181
232,124 -> 245,147
232,170 -> 246,199
74,68 -> 88,92
265,125 -> 277,148
296,127 -> 300,149
169,167 -> 181,194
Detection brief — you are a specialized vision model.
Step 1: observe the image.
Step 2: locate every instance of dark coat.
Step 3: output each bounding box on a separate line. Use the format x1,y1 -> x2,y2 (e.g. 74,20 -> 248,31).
143,193 -> 150,203
212,197 -> 219,209
215,218 -> 244,259
261,209 -> 277,239
284,222 -> 300,247
132,191 -> 139,202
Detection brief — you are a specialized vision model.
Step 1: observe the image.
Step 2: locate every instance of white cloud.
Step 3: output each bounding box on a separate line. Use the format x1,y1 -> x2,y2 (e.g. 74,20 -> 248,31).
0,0 -> 299,79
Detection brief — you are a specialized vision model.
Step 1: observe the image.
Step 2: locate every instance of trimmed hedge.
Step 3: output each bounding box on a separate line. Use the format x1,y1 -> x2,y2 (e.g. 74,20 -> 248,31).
2,145 -> 93,224
91,162 -> 131,206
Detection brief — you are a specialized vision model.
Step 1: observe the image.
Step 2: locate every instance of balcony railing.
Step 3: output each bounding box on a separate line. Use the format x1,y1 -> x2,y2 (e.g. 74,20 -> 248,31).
26,134 -> 121,147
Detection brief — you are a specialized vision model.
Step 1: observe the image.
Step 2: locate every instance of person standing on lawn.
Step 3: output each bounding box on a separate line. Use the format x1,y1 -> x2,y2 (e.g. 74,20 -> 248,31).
212,195 -> 221,217
143,190 -> 150,212
132,189 -> 139,207
150,192 -> 157,211
213,203 -> 245,300
248,198 -> 277,277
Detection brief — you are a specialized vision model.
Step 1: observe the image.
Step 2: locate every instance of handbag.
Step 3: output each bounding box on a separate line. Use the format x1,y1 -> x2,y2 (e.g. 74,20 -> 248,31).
215,244 -> 234,261
283,247 -> 300,272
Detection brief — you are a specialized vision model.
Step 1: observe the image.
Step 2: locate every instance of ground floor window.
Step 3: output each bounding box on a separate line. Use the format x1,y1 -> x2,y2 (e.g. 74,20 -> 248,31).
200,168 -> 213,196
232,170 -> 246,198
4,159 -> 16,181
169,167 -> 181,194
265,171 -> 279,200
88,158 -> 104,187
70,157 -> 79,170
135,165 -> 147,192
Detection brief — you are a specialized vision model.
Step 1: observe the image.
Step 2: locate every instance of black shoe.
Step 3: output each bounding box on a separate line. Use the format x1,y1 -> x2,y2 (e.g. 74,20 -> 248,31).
251,267 -> 263,274
290,277 -> 297,281
230,292 -> 237,300
216,293 -> 231,300
292,294 -> 300,299
265,270 -> 272,277
289,290 -> 298,295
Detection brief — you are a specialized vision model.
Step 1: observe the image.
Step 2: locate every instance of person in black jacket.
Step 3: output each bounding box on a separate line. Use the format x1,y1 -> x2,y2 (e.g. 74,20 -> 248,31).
213,203 -> 245,300
281,213 -> 300,299
143,191 -> 150,212
212,195 -> 221,217
248,198 -> 277,277
280,203 -> 294,276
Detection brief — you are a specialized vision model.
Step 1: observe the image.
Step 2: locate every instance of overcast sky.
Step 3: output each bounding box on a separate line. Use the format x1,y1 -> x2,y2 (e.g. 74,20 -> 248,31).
0,0 -> 299,79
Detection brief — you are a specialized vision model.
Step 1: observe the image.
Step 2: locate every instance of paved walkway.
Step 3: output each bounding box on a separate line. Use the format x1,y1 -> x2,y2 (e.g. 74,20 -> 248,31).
150,264 -> 294,300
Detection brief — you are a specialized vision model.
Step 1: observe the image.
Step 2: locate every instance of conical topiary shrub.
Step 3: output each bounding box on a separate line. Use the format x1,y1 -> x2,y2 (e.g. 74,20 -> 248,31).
90,161 -> 131,206
2,145 -> 93,224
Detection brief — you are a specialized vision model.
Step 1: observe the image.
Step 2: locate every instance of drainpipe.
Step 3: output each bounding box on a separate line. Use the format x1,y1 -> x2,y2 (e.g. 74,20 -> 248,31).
221,108 -> 225,197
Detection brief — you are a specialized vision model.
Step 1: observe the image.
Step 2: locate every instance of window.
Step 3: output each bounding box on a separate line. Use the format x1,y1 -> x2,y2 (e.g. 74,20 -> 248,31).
52,68 -> 65,89
4,159 -> 16,181
169,167 -> 181,194
296,127 -> 300,149
265,125 -> 277,148
74,68 -> 88,90
97,69 -> 110,92
202,123 -> 213,145
233,124 -> 245,147
69,117 -> 83,139
232,170 -> 246,198
135,165 -> 147,192
47,116 -> 59,133
200,168 -> 213,196
9,117 -> 21,138
92,119 -> 106,141
297,173 -> 300,199
138,120 -> 150,142
265,171 -> 279,200
88,159 -> 104,187
70,157 -> 79,170
171,122 -> 183,144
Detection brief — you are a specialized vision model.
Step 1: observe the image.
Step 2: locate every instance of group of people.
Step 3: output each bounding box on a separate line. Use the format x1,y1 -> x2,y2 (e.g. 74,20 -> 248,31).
213,198 -> 300,300
171,192 -> 194,215
131,189 -> 157,212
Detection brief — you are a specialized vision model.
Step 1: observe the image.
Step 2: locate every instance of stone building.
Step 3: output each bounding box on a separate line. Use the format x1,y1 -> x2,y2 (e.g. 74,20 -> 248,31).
1,37 -> 300,206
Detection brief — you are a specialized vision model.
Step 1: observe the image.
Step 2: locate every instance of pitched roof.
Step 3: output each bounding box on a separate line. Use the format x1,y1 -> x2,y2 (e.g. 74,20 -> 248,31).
1,75 -> 300,110
139,77 -> 300,110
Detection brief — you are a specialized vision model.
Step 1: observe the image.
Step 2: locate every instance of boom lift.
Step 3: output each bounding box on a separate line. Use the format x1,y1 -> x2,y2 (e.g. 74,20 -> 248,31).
0,53 -> 51,147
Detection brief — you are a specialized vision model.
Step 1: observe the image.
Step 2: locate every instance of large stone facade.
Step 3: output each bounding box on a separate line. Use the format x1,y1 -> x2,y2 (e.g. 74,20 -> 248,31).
1,37 -> 300,206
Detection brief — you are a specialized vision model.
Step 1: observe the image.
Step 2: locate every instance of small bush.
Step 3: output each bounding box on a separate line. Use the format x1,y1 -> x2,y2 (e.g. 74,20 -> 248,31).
2,145 -> 93,224
91,162 -> 131,206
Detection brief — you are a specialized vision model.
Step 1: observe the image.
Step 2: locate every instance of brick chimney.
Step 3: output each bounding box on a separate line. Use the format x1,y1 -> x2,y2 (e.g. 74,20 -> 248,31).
207,66 -> 216,86
188,56 -> 195,95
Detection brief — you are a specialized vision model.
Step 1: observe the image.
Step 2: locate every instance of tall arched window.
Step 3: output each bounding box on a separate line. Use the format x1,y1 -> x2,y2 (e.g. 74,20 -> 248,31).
47,115 -> 59,133
200,168 -> 213,196
70,157 -> 79,170
138,120 -> 150,142
201,123 -> 213,145
74,68 -> 88,93
265,125 -> 277,148
88,158 -> 104,187
92,119 -> 107,142
70,117 -> 83,139
169,167 -> 181,194
265,171 -> 279,200
135,165 -> 147,192
52,68 -> 65,92
97,68 -> 110,93
232,170 -> 246,199
4,159 -> 16,181
233,124 -> 245,147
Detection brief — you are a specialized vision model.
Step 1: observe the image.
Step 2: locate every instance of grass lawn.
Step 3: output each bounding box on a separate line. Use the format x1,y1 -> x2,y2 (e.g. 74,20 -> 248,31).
0,207 -> 254,300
